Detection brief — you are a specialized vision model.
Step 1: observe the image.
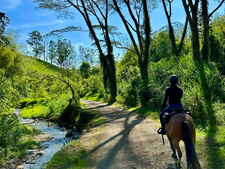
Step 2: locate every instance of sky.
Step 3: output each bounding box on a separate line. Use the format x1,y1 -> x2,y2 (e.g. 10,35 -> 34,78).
0,0 -> 224,59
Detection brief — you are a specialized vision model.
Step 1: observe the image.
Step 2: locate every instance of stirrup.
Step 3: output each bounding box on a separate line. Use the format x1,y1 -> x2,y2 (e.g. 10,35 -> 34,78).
157,128 -> 166,135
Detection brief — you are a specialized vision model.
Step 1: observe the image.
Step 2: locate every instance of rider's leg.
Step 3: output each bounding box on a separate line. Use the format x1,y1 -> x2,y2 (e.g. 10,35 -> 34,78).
158,105 -> 171,134
160,112 -> 166,133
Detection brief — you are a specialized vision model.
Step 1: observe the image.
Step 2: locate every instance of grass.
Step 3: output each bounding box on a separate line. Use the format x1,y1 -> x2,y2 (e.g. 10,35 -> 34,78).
82,93 -> 104,102
45,140 -> 86,169
196,126 -> 225,169
20,105 -> 50,119
46,106 -> 104,169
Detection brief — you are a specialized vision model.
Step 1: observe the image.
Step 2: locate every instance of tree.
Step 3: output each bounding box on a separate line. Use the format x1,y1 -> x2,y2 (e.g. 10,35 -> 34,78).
79,45 -> 97,66
34,0 -> 118,103
56,39 -> 74,69
112,0 -> 151,106
0,12 -> 10,46
26,30 -> 44,58
181,0 -> 225,128
162,0 -> 188,58
151,30 -> 172,62
80,61 -> 90,79
48,40 -> 57,64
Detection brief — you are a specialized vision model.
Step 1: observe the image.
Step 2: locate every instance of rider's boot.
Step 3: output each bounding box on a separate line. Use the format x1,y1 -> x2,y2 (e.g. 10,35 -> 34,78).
158,116 -> 166,135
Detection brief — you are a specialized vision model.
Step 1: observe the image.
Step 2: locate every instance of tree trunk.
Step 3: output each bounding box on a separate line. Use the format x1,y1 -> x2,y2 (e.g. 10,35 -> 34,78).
201,0 -> 210,62
107,53 -> 117,103
139,61 -> 150,107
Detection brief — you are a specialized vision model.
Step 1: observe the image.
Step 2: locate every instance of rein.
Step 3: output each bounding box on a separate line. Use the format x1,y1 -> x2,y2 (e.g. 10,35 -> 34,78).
161,133 -> 165,145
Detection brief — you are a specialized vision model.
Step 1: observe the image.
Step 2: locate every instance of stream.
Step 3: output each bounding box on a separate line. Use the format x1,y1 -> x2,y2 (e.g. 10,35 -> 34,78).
14,109 -> 73,169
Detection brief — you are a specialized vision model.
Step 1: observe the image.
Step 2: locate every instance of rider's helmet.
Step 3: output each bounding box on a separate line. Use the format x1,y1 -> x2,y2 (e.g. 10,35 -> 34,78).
170,75 -> 178,84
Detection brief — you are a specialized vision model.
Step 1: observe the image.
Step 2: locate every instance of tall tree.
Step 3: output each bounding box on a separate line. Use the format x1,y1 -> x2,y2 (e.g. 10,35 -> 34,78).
48,40 -> 57,64
26,30 -> 44,58
79,45 -> 97,66
182,0 -> 225,128
112,0 -> 151,106
162,0 -> 188,58
56,39 -> 74,69
34,0 -> 117,102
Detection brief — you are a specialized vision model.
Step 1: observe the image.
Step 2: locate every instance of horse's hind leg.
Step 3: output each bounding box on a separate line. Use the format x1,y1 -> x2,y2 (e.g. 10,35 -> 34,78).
177,146 -> 182,168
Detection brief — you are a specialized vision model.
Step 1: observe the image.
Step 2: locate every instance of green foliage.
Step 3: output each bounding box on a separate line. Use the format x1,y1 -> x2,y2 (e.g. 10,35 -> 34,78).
26,30 -> 44,58
0,69 -> 20,113
56,39 -> 74,68
21,105 -> 50,119
19,98 -> 49,108
48,94 -> 73,120
116,50 -> 141,106
0,114 -> 39,166
0,47 -> 16,69
80,72 -> 105,99
80,62 -> 90,79
151,30 -> 172,62
209,14 -> 225,74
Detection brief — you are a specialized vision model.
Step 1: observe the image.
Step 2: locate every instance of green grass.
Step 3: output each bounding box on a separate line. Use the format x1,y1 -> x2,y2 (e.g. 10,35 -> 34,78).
46,141 -> 86,169
82,93 -> 104,102
196,126 -> 225,169
46,106 -> 104,169
20,105 -> 50,119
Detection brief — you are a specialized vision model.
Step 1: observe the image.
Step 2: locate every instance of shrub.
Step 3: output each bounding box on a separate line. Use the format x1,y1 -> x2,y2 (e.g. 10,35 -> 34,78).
0,114 -> 38,166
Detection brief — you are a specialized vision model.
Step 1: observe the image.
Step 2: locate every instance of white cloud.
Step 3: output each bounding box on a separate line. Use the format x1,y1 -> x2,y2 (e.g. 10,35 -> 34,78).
3,0 -> 22,10
20,19 -> 67,28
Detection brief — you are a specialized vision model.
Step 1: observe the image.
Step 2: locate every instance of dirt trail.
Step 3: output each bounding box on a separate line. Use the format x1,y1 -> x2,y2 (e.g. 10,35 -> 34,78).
82,100 -> 190,169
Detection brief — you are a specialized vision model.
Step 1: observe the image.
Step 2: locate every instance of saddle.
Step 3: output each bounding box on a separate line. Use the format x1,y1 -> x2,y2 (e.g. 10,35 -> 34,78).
163,109 -> 192,124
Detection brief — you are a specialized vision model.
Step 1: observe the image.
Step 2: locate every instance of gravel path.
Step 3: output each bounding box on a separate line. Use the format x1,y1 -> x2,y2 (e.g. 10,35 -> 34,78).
82,100 -> 188,169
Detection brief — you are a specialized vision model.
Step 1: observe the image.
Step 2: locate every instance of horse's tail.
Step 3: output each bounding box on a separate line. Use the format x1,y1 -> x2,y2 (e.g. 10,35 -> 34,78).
181,120 -> 201,169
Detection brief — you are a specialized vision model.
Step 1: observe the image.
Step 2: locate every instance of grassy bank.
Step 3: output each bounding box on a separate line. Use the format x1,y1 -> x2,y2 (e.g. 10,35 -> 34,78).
45,107 -> 104,169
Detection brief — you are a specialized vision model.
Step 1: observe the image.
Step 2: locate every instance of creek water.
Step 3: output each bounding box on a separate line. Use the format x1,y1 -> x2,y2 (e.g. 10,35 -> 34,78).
14,109 -> 69,169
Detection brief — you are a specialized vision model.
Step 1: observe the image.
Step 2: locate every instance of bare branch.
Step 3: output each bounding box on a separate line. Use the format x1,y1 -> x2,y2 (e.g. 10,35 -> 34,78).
209,0 -> 225,18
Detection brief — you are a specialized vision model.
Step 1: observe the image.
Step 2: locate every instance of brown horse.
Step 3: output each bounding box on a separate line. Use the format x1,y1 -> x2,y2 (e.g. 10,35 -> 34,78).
165,113 -> 201,169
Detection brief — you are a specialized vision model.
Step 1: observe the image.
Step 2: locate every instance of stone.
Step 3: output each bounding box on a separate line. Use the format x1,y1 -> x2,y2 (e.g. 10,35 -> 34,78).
36,150 -> 44,156
17,165 -> 24,169
66,129 -> 74,137
25,159 -> 36,164
27,150 -> 38,155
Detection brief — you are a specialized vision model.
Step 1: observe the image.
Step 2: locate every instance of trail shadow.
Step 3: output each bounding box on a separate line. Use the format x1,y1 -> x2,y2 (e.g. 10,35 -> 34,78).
83,104 -> 146,168
85,104 -> 111,110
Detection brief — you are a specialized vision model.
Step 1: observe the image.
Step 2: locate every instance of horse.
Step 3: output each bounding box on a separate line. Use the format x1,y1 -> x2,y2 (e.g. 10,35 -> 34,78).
165,112 -> 201,169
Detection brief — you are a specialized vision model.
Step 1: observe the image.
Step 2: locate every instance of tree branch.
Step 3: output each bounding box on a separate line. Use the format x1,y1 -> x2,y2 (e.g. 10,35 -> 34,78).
209,0 -> 225,18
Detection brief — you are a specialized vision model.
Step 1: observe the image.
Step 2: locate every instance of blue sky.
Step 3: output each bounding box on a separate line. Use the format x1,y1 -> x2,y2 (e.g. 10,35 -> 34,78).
0,0 -> 224,58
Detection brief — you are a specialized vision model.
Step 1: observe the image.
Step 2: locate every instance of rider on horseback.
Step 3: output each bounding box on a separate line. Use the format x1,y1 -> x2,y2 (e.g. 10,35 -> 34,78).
158,75 -> 183,135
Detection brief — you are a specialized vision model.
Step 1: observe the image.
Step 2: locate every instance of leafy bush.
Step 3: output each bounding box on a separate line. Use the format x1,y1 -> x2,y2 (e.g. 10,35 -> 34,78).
0,114 -> 38,166
48,94 -> 72,120
0,69 -> 20,113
